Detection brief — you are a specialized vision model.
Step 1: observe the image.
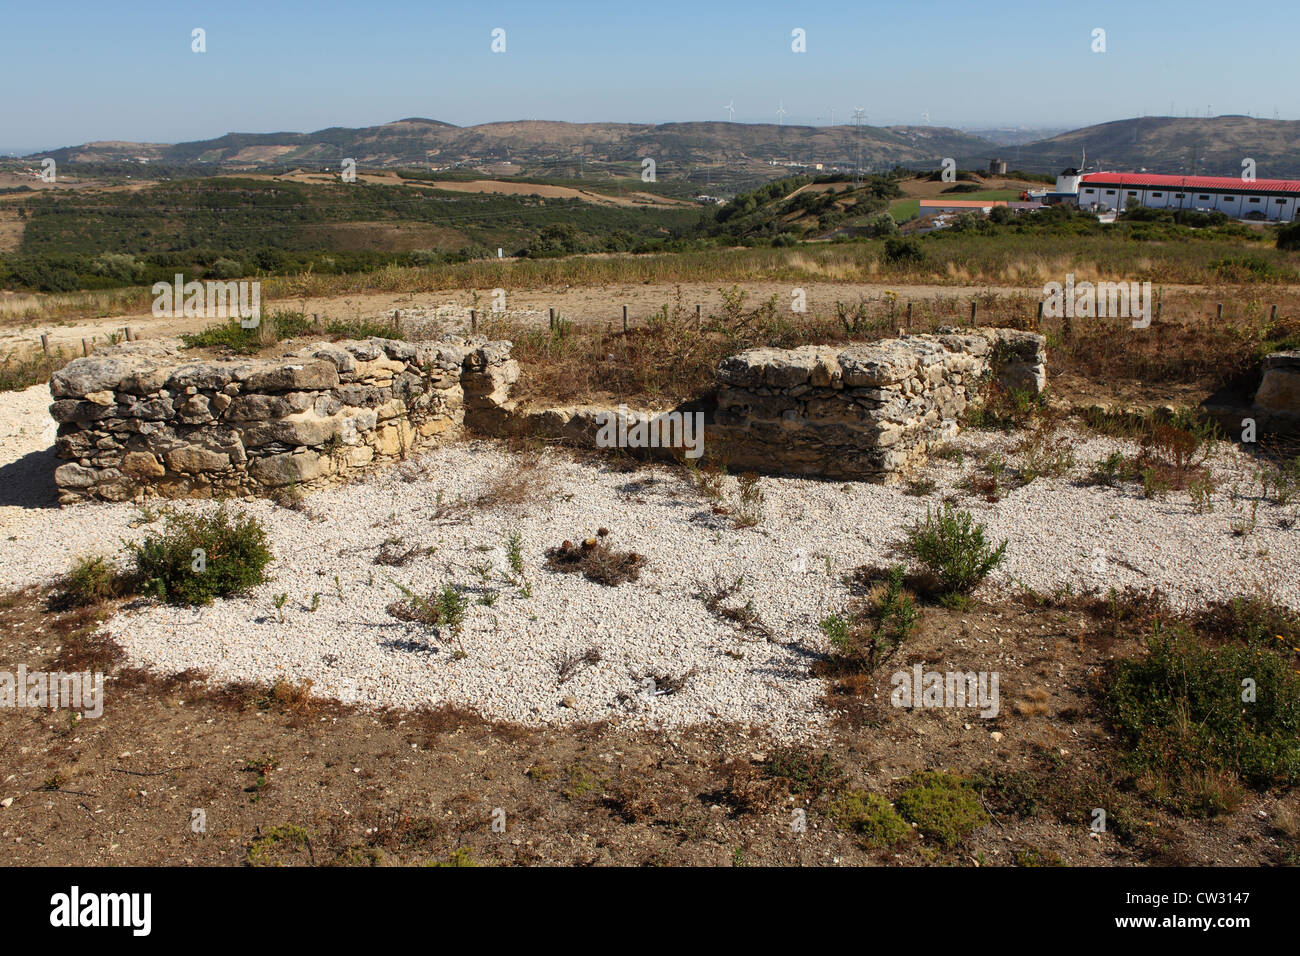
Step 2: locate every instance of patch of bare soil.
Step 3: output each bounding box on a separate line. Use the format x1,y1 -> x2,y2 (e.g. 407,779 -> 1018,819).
1,585 -> 1292,867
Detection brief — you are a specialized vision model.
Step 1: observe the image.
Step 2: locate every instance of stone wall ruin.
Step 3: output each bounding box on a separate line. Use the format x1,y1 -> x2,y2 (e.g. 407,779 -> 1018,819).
49,336 -> 518,504
47,326 -> 1046,502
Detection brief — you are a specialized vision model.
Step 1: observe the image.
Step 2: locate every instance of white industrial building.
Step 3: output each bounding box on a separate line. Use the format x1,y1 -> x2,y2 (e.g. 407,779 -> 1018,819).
1075,172 -> 1300,221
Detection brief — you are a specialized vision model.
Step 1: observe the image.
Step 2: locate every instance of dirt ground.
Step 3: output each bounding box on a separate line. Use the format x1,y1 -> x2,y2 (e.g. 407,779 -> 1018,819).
1,581 -> 1294,867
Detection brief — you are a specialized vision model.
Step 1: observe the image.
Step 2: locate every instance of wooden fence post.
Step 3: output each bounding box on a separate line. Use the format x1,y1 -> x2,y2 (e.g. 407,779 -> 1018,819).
549,307 -> 556,331
970,301 -> 978,326
40,334 -> 49,354
470,309 -> 477,333
82,338 -> 91,357
622,305 -> 628,333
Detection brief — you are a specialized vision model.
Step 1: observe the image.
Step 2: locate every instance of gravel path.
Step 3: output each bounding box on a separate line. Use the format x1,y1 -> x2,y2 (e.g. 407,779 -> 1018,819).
0,413 -> 1296,740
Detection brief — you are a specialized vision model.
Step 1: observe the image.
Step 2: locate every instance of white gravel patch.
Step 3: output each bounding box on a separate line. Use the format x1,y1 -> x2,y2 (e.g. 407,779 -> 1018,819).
0,423 -> 1297,740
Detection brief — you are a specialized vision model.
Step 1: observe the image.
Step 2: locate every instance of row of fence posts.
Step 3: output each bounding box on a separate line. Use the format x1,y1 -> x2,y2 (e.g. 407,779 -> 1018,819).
33,298 -> 1285,358
390,299 -> 1279,336
40,327 -> 136,358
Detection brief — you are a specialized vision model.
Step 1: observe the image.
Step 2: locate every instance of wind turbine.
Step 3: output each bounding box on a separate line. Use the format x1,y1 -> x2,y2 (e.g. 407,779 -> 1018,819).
853,107 -> 866,182
777,101 -> 787,126
830,107 -> 835,127
724,99 -> 735,123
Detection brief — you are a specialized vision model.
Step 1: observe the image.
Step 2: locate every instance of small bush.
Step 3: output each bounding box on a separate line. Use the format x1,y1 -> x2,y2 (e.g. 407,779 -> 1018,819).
388,582 -> 468,633
131,507 -> 272,605
1279,221 -> 1300,251
820,564 -> 918,674
1106,626 -> 1300,812
830,790 -> 913,848
899,504 -> 1007,599
895,771 -> 989,848
761,749 -> 845,798
883,236 -> 925,266
52,554 -> 127,608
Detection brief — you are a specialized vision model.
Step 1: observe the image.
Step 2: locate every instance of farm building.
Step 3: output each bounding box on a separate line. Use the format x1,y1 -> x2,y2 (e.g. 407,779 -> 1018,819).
1075,172 -> 1300,221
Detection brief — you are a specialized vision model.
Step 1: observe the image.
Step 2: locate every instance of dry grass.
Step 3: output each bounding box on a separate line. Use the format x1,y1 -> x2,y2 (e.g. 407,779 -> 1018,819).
544,531 -> 644,586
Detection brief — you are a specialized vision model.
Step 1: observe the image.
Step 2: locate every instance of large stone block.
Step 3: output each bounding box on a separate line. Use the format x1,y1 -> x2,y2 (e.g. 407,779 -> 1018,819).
249,450 -> 333,486
242,360 -> 339,393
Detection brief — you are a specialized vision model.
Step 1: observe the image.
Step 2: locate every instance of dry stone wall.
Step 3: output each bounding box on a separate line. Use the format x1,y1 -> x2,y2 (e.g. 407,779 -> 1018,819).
711,328 -> 1045,480
49,336 -> 517,504
47,326 -> 1045,502
1255,350 -> 1300,428
516,328 -> 1046,481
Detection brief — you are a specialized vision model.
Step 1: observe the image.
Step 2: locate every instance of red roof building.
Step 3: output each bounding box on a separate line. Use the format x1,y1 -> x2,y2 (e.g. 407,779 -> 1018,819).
1076,172 -> 1300,220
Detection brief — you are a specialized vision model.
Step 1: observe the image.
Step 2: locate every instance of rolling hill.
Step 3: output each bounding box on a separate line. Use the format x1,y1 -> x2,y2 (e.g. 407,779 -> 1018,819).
31,117 -> 998,179
1006,116 -> 1300,179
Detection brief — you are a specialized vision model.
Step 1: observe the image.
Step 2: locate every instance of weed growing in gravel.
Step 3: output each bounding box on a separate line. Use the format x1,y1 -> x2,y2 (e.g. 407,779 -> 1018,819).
1187,474 -> 1216,513
1012,426 -> 1076,485
930,443 -> 965,466
504,529 -> 525,576
386,580 -> 470,655
374,537 -> 435,566
682,457 -> 727,503
819,565 -> 918,675
899,504 -> 1007,602
904,477 -> 937,497
1090,450 -> 1129,487
50,555 -> 127,609
553,646 -> 602,685
895,771 -> 989,849
131,506 -> 272,605
696,574 -> 774,639
732,472 -> 765,528
1260,456 -> 1300,506
544,530 -> 644,586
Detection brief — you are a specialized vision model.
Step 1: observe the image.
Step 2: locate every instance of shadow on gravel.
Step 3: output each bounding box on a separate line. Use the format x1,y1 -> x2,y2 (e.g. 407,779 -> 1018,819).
0,446 -> 59,509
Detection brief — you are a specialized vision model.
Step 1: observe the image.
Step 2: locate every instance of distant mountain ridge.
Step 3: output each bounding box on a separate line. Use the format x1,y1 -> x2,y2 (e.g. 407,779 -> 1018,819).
29,117 -> 999,174
27,115 -> 1300,180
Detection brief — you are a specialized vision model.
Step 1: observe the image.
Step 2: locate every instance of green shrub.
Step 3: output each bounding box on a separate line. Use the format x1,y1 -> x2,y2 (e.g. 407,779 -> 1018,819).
131,507 -> 273,605
900,504 -> 1007,598
821,564 -> 918,673
53,554 -> 127,607
1106,626 -> 1300,811
895,771 -> 988,848
761,749 -> 845,797
883,236 -> 924,266
1277,221 -> 1300,251
325,318 -> 401,339
180,310 -> 318,353
831,790 -> 913,848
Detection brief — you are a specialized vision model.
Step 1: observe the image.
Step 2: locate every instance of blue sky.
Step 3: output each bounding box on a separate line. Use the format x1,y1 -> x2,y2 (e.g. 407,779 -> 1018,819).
1,0 -> 1295,152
